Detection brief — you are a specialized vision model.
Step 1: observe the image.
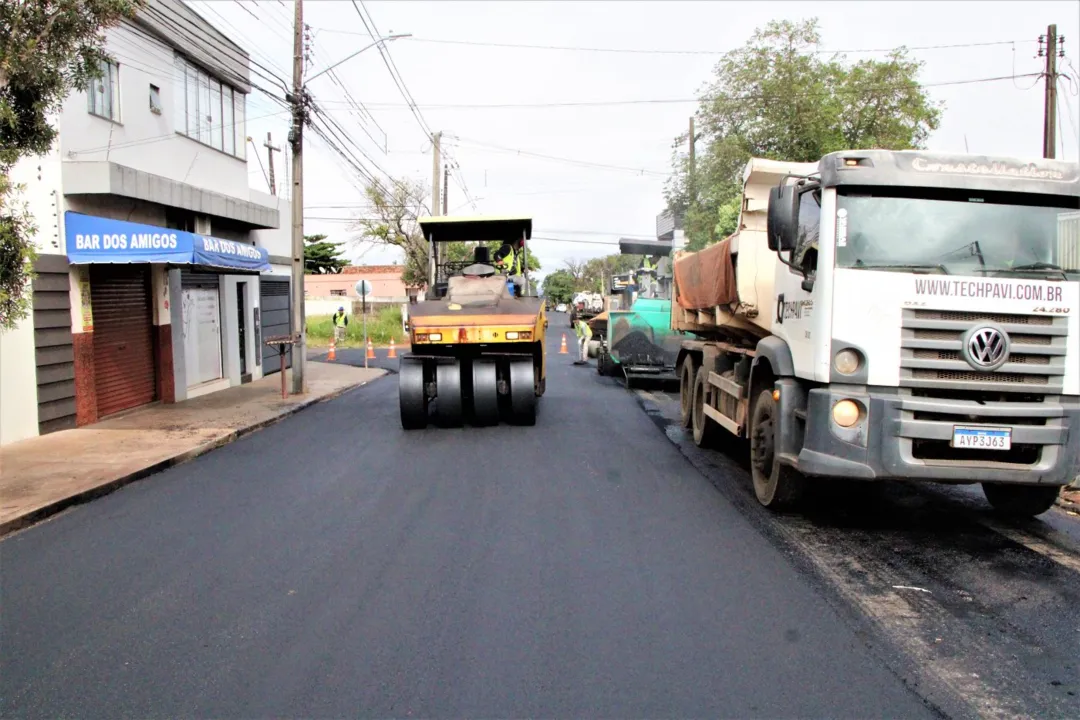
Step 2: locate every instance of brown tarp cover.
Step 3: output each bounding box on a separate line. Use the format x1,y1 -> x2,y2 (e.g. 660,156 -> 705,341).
674,238 -> 738,310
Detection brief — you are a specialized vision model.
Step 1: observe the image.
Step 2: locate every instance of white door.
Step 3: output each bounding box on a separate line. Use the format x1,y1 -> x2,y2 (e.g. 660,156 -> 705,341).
182,287 -> 223,386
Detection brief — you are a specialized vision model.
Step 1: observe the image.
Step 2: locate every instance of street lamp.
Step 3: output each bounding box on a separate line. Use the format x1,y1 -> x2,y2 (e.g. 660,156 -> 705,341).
305,34 -> 412,84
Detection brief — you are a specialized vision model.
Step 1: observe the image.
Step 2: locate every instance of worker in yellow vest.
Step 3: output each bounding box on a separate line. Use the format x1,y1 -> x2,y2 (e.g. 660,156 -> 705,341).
495,243 -> 525,296
332,305 -> 349,344
574,317 -> 592,365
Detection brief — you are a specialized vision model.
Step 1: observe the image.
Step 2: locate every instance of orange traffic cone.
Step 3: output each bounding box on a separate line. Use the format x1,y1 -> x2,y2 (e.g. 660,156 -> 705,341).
366,338 -> 376,360
559,334 -> 568,354
327,338 -> 337,362
387,338 -> 397,359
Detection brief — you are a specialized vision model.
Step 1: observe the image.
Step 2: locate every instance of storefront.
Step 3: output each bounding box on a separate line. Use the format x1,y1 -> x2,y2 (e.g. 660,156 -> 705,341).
65,211 -> 271,419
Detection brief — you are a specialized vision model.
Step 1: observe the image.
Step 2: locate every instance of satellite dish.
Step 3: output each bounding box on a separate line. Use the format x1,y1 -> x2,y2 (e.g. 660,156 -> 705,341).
354,279 -> 373,296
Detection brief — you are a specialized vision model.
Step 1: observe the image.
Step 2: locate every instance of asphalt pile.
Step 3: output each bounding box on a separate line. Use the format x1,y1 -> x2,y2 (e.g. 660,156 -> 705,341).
612,330 -> 675,366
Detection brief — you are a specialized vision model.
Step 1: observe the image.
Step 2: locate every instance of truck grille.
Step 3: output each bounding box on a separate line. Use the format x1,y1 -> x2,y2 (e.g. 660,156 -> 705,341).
900,309 -> 1068,395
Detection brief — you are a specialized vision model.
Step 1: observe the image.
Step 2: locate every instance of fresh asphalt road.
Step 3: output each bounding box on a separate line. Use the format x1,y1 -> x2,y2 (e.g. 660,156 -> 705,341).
2,315 -> 937,718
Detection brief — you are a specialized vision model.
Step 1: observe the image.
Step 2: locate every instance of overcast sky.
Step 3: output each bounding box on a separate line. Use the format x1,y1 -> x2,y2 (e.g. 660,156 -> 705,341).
190,0 -> 1080,281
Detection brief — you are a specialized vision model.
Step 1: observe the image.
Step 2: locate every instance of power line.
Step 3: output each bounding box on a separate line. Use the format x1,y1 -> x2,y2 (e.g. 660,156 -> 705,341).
321,72 -> 1044,112
350,0 -> 432,140
448,135 -> 670,176
311,32 -> 1031,57
67,107 -> 291,155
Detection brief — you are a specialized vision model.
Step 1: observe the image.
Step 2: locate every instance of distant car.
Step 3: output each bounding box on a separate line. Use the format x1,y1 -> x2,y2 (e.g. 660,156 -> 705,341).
556,303 -> 567,313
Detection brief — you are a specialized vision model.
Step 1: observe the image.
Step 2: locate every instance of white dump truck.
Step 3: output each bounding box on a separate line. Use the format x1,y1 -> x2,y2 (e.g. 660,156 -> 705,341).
674,150 -> 1080,518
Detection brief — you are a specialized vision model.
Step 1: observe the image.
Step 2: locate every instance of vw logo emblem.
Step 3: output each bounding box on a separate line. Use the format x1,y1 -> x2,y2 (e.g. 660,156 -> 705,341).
961,324 -> 1010,371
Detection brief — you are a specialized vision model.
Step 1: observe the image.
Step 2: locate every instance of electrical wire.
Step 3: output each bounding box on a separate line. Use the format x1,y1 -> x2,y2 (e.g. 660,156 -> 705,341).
320,72 -> 1045,112
350,0 -> 433,140
67,107 -> 291,155
141,3 -> 289,93
311,31 -> 1030,57
447,135 -> 670,176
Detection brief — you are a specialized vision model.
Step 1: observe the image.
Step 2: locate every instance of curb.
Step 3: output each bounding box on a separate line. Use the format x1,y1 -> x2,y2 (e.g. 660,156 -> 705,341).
0,374 -> 385,539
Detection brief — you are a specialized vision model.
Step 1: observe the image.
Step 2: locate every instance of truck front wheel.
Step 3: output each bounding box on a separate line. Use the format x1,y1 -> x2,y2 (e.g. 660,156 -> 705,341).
982,483 -> 1060,518
749,388 -> 805,510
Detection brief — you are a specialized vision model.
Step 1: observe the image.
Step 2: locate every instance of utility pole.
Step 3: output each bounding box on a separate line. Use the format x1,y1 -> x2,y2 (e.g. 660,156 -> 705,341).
443,166 -> 449,214
264,131 -> 280,195
431,131 -> 442,216
1040,24 -> 1060,159
289,0 -> 307,394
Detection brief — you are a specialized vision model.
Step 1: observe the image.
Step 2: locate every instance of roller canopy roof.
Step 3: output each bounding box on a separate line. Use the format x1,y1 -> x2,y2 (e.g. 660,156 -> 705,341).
418,216 -> 533,243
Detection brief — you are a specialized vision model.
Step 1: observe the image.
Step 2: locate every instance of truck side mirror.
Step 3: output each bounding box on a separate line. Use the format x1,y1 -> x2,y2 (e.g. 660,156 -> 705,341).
767,185 -> 800,253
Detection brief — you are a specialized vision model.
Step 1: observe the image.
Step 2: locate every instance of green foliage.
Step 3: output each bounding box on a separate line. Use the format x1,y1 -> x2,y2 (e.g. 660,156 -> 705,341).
0,175 -> 37,328
0,0 -> 140,330
350,179 -> 429,287
307,306 -> 407,347
1,0 -> 141,165
303,233 -> 348,274
563,254 -> 644,292
540,269 -> 575,303
666,18 -> 942,249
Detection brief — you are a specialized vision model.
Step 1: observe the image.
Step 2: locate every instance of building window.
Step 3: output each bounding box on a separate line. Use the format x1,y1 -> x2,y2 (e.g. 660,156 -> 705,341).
87,58 -> 120,122
149,84 -> 162,114
330,289 -> 347,296
172,55 -> 246,159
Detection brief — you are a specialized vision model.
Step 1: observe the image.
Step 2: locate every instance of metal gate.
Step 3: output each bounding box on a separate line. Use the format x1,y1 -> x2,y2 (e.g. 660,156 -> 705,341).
180,271 -> 222,387
260,278 -> 291,373
90,265 -> 156,417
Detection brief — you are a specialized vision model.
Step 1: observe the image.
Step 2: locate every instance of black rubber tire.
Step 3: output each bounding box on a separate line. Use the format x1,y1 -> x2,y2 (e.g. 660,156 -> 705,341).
471,360 -> 499,427
749,388 -> 805,510
398,358 -> 427,430
435,361 -> 464,428
982,483 -> 1060,518
508,358 -> 536,426
679,360 -> 696,429
691,366 -> 720,448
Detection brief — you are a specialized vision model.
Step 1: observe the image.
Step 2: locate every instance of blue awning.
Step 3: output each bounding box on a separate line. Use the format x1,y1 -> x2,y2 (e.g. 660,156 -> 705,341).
64,212 -> 270,272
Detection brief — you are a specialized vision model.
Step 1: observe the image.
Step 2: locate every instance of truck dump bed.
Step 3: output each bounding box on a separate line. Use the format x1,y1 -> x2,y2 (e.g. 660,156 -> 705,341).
671,157 -> 817,342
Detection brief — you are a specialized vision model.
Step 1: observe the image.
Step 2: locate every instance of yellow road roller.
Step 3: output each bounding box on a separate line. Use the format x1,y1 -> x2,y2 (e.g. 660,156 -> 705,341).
399,216 -> 547,429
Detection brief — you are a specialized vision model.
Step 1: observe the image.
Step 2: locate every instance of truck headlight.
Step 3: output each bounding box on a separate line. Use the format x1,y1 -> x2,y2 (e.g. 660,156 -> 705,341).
833,348 -> 862,375
505,331 -> 519,340
429,332 -> 442,342
832,399 -> 861,428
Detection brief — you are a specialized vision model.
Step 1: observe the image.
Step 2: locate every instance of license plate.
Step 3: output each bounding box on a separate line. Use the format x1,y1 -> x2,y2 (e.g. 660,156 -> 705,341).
951,426 -> 1012,450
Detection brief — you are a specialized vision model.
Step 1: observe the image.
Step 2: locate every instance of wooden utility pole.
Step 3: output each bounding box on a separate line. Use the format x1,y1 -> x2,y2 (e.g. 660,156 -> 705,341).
688,116 -> 696,202
431,131 -> 442,216
264,131 -> 280,195
1041,24 -> 1060,159
289,0 -> 306,394
443,166 -> 449,214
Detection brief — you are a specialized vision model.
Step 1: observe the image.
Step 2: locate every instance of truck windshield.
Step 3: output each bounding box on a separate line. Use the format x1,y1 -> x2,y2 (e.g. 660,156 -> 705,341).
835,189 -> 1080,278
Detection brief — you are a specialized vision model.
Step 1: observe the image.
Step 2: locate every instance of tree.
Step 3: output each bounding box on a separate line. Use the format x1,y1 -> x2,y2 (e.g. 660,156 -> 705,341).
540,269 -> 576,304
303,233 -> 348,274
1,0 -> 140,330
349,178 -> 429,287
561,254 -> 643,293
665,18 -> 941,249
583,254 -> 642,293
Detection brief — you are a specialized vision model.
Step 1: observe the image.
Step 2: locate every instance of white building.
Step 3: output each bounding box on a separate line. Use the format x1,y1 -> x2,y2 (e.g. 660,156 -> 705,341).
0,0 -> 293,446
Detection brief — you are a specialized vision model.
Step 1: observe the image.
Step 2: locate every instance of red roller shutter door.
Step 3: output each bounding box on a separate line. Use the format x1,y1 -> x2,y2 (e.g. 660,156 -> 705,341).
90,265 -> 157,417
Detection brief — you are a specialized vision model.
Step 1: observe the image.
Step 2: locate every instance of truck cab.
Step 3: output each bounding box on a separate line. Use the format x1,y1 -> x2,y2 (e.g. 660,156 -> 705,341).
676,150 -> 1080,517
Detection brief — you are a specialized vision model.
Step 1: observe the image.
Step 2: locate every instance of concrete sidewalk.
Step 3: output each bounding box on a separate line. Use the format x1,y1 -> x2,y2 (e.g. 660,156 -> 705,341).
0,362 -> 386,537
